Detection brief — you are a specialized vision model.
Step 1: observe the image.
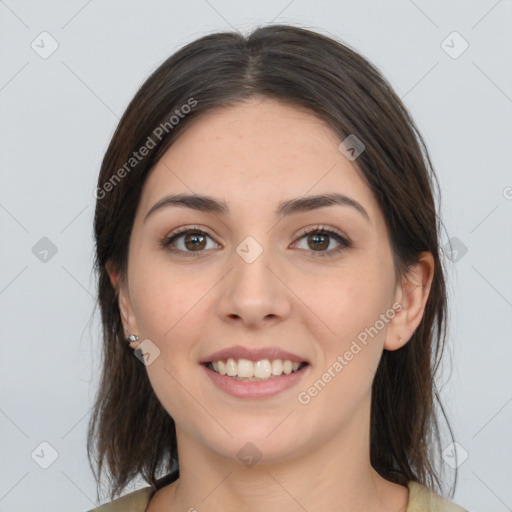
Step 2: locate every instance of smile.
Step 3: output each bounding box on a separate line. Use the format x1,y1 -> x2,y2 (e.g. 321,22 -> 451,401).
206,358 -> 308,381
202,359 -> 310,399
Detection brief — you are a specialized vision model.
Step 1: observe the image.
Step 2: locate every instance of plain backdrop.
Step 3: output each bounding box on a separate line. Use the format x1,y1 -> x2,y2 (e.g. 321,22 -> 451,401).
1,1 -> 511,511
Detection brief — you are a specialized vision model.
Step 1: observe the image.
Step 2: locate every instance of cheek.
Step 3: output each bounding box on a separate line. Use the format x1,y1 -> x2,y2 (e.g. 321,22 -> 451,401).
301,267 -> 392,408
129,268 -> 211,424
306,266 -> 391,340
298,277 -> 388,421
129,259 -> 208,342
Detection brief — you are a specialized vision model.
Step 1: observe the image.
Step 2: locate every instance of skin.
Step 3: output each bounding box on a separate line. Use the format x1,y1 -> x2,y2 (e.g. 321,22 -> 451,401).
107,97 -> 434,512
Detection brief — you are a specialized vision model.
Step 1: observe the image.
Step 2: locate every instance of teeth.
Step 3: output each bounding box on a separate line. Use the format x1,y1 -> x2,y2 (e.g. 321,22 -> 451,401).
226,358 -> 237,377
271,359 -> 283,375
208,358 -> 305,380
254,359 -> 271,379
237,358 -> 254,378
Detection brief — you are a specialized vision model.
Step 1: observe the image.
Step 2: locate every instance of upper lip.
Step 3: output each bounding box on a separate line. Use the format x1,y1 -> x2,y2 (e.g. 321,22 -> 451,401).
200,345 -> 309,364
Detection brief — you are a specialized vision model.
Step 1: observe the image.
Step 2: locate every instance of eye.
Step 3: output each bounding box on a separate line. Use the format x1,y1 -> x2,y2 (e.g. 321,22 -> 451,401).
292,225 -> 352,257
161,227 -> 219,256
161,224 -> 352,258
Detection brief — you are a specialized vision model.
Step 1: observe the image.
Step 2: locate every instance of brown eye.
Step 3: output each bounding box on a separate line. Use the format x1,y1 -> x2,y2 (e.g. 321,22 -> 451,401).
162,228 -> 218,255
183,232 -> 207,251
293,227 -> 351,257
307,232 -> 329,251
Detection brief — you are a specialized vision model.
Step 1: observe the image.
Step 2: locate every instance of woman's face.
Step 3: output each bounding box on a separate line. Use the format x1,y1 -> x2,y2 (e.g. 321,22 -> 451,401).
113,97 -> 425,466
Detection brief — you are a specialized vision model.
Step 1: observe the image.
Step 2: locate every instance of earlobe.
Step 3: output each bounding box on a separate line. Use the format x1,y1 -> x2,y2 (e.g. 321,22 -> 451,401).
118,287 -> 140,342
118,287 -> 132,328
118,291 -> 141,348
384,252 -> 434,351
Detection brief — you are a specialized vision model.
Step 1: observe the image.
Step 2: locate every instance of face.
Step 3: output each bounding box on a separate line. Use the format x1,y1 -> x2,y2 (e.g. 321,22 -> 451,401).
112,97 -> 431,466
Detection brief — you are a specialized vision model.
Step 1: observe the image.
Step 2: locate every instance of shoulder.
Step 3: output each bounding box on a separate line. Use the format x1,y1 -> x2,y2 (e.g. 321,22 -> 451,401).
407,481 -> 469,512
84,486 -> 154,512
84,470 -> 179,512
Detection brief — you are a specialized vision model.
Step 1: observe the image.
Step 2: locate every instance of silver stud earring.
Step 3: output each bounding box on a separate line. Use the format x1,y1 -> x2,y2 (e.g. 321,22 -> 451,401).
125,334 -> 139,343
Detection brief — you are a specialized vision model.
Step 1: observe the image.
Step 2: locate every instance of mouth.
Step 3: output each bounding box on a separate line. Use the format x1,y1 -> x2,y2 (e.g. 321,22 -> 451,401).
203,358 -> 310,382
201,358 -> 311,399
199,345 -> 311,398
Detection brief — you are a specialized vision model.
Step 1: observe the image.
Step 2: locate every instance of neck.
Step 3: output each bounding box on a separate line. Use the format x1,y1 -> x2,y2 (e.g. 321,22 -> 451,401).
170,402 -> 408,512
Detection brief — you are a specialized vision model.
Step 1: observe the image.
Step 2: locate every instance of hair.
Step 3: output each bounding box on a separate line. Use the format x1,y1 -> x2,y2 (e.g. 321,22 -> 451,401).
88,23 -> 457,501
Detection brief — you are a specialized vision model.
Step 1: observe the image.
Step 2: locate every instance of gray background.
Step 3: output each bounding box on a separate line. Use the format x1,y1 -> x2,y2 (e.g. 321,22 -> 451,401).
1,1 -> 511,511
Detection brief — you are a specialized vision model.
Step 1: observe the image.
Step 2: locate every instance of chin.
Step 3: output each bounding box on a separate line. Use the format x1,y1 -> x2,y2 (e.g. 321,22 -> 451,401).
202,423 -> 306,466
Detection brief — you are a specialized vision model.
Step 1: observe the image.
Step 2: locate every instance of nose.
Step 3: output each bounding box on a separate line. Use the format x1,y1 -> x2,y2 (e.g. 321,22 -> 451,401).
216,240 -> 292,329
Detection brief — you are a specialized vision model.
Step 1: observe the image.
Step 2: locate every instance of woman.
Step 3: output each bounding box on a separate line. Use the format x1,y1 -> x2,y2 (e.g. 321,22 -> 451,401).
86,24 -> 468,511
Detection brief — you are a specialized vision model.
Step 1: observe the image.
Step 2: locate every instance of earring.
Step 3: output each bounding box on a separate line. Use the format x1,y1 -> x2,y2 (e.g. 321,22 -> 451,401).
125,334 -> 139,343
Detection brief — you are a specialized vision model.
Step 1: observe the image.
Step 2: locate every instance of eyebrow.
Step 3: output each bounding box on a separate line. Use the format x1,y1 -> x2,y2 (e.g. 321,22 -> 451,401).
143,192 -> 370,223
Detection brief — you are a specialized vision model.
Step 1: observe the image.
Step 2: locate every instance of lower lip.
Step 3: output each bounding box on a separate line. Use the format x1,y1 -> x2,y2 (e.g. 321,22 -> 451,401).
202,364 -> 310,399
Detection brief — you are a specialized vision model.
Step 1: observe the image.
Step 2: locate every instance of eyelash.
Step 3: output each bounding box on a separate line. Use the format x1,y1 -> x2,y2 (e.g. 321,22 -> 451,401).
160,225 -> 352,259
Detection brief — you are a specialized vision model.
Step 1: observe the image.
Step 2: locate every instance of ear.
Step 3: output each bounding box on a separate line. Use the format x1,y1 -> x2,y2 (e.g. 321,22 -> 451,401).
105,260 -> 141,349
106,260 -> 120,289
384,251 -> 435,351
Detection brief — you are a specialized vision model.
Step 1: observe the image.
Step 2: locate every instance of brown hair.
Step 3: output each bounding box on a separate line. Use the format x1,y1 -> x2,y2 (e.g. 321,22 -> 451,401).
88,24 -> 457,501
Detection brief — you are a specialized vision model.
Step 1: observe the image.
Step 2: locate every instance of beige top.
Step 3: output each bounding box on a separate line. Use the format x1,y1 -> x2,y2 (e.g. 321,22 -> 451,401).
86,480 -> 469,511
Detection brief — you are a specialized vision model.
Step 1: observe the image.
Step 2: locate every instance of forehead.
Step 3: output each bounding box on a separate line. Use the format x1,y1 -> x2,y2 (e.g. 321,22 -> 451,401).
137,98 -> 379,223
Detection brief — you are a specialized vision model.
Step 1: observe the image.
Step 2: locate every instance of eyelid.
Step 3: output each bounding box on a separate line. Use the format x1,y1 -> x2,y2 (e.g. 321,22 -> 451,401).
165,224 -> 215,240
292,224 -> 348,244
